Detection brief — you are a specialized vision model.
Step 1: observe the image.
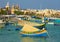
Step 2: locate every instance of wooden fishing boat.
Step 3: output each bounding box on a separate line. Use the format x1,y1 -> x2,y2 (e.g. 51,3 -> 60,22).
18,19 -> 45,26
20,24 -> 48,37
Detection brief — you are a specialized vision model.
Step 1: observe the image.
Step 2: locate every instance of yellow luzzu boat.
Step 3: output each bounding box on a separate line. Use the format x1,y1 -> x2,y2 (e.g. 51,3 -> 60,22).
20,24 -> 48,37
18,20 -> 45,26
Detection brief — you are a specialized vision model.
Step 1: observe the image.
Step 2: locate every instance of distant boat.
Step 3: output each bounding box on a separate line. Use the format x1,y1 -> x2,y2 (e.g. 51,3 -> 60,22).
20,24 -> 48,37
0,20 -> 5,28
48,22 -> 54,24
54,23 -> 60,26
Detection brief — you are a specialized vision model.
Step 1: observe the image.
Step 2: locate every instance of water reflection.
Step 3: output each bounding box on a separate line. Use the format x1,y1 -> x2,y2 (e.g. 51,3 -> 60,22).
20,36 -> 47,42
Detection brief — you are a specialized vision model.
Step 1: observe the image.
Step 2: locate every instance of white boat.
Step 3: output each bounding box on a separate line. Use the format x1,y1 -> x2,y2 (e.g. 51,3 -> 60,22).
48,22 -> 54,24
0,20 -> 5,23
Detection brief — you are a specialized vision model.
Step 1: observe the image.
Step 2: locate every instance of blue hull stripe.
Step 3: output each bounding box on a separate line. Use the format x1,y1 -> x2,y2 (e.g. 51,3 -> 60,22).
21,33 -> 47,37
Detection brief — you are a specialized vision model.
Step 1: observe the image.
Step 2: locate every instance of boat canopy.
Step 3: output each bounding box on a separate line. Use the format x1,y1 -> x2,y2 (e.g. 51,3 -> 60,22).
21,24 -> 40,32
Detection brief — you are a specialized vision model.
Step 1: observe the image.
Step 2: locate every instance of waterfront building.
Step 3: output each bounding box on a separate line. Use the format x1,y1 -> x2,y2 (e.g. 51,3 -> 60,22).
0,2 -> 60,17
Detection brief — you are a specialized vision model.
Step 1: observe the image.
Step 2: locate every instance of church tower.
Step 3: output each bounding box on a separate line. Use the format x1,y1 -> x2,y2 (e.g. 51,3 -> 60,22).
5,2 -> 10,10
11,5 -> 15,14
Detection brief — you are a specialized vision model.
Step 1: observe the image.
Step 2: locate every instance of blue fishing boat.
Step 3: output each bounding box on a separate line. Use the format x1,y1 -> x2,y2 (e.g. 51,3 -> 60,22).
20,24 -> 48,37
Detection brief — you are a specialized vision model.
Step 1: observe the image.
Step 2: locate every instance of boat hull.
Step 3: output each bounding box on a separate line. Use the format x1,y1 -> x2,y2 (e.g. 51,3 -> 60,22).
20,32 -> 47,37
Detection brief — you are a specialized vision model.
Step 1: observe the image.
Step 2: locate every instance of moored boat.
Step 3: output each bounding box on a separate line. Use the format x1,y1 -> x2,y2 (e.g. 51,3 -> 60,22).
0,20 -> 5,28
18,19 -> 45,26
48,22 -> 54,24
20,24 -> 48,37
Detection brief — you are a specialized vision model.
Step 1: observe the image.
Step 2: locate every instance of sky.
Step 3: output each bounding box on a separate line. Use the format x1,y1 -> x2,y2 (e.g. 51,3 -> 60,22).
0,0 -> 60,9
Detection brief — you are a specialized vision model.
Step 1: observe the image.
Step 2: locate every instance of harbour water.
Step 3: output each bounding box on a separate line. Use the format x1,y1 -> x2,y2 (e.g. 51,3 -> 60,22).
0,22 -> 60,42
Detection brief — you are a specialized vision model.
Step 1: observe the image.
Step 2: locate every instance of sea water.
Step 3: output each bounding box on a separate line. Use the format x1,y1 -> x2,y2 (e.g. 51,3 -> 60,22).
0,22 -> 60,42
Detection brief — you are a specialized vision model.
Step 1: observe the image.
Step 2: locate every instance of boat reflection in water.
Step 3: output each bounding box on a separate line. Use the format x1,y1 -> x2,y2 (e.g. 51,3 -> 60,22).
20,36 -> 47,42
